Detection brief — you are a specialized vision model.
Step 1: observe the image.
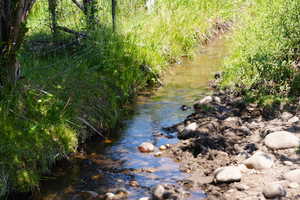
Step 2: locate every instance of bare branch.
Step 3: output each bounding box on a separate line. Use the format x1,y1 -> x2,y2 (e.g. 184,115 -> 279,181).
71,0 -> 84,11
77,117 -> 105,138
57,26 -> 87,38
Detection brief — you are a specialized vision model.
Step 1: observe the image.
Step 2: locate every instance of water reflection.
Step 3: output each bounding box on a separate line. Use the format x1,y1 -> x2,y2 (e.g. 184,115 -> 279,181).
37,36 -> 230,200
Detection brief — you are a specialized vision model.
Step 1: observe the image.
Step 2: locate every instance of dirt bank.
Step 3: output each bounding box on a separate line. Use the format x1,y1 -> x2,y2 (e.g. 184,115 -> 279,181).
160,79 -> 300,200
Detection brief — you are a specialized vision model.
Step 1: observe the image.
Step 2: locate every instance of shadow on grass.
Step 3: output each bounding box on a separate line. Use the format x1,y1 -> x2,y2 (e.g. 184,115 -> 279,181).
3,25 -> 156,198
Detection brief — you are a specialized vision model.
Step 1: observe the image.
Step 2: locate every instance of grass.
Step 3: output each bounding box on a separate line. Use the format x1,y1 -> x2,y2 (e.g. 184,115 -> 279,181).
0,0 -> 242,197
221,0 -> 300,105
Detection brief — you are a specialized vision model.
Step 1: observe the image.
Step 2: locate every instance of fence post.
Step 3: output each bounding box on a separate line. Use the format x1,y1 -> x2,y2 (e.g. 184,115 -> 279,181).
112,0 -> 116,31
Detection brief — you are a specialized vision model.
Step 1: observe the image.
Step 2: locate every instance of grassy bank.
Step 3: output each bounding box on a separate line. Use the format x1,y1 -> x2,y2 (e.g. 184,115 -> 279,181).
0,0 -> 242,197
222,0 -> 300,104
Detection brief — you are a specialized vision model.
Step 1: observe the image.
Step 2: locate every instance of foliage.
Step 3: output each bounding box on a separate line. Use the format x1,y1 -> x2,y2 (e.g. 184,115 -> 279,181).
0,87 -> 77,194
0,0 -> 242,196
222,0 -> 300,102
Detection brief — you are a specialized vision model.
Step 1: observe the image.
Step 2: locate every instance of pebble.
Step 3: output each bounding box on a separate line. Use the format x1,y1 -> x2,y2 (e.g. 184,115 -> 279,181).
198,96 -> 213,105
281,112 -> 293,121
165,144 -> 170,148
152,184 -> 165,199
235,183 -> 250,191
283,161 -> 293,166
105,192 -> 115,200
264,131 -> 300,149
214,166 -> 242,183
154,152 -> 162,157
184,122 -> 198,132
284,169 -> 300,183
288,116 -> 299,123
262,183 -> 286,199
139,197 -> 151,200
138,142 -> 155,153
288,182 -> 299,189
159,145 -> 167,150
213,96 -> 221,104
243,151 -> 273,170
129,180 -> 139,187
180,122 -> 198,139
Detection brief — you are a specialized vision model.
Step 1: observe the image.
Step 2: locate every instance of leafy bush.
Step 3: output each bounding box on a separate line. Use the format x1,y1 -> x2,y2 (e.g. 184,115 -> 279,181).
222,0 -> 300,101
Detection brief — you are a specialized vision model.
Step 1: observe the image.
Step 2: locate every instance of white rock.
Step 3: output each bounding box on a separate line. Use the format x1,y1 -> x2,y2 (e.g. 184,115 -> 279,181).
264,131 -> 300,149
281,112 -> 293,121
139,197 -> 151,200
154,152 -> 162,157
138,142 -> 155,153
243,151 -> 273,170
198,96 -> 213,105
288,116 -> 299,123
159,145 -> 167,150
105,192 -> 115,200
262,183 -> 286,199
184,122 -> 198,133
283,161 -> 293,166
152,184 -> 165,199
213,96 -> 221,104
214,166 -> 242,183
288,182 -> 299,189
284,169 -> 300,183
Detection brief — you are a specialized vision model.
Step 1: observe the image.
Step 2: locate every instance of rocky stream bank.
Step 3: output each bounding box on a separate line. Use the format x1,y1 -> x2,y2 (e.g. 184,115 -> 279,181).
153,79 -> 300,200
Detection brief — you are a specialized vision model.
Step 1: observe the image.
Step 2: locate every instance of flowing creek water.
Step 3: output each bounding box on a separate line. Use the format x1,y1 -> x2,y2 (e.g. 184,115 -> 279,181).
36,36 -> 230,200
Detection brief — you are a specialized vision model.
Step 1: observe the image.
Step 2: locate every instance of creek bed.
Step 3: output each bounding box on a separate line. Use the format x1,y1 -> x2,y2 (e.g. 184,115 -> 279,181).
35,36 -> 230,200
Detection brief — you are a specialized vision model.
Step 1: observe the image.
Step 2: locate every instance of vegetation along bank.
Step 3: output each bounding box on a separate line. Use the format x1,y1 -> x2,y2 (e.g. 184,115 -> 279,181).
0,0 -> 242,197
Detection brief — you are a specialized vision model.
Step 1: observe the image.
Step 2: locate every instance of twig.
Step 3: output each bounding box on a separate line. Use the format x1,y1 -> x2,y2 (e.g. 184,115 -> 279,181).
77,117 -> 105,138
71,0 -> 85,11
57,26 -> 87,38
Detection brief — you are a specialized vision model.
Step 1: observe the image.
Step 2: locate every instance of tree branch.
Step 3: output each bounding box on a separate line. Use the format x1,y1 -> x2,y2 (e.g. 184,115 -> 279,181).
71,0 -> 84,12
56,26 -> 87,38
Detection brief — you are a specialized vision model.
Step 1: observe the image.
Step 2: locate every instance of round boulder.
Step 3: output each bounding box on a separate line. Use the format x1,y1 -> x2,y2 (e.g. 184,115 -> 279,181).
264,131 -> 300,149
214,166 -> 242,183
138,142 -> 155,153
243,151 -> 273,170
262,183 -> 286,199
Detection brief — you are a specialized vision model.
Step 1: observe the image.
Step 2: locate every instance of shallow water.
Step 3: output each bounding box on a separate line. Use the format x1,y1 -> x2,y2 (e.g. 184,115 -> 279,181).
36,36 -> 230,200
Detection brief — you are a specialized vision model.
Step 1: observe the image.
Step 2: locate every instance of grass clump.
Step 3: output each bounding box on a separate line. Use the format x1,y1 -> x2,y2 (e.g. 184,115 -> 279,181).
222,0 -> 300,103
0,88 -> 77,195
0,0 -> 243,197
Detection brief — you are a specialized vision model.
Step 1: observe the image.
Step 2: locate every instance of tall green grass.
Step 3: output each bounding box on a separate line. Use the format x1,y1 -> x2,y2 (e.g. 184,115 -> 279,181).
0,0 -> 242,197
222,0 -> 300,104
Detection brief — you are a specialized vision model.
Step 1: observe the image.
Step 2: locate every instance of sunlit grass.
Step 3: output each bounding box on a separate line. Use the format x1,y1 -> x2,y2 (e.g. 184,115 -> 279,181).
0,0 -> 242,196
221,0 -> 300,104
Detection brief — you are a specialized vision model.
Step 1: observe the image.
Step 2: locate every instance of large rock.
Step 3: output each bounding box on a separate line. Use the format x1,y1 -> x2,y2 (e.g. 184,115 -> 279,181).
138,142 -> 155,153
262,183 -> 286,199
214,166 -> 242,183
284,169 -> 300,183
264,131 -> 300,149
178,122 -> 198,139
243,151 -> 273,170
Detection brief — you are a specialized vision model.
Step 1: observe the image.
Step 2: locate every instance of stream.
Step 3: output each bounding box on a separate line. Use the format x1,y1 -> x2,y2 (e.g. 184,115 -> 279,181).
35,36 -> 230,200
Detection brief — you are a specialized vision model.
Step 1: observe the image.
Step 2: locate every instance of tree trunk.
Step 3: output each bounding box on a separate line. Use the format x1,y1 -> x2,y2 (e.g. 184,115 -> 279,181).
112,0 -> 116,31
0,0 -> 36,88
48,0 -> 58,37
83,0 -> 96,30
